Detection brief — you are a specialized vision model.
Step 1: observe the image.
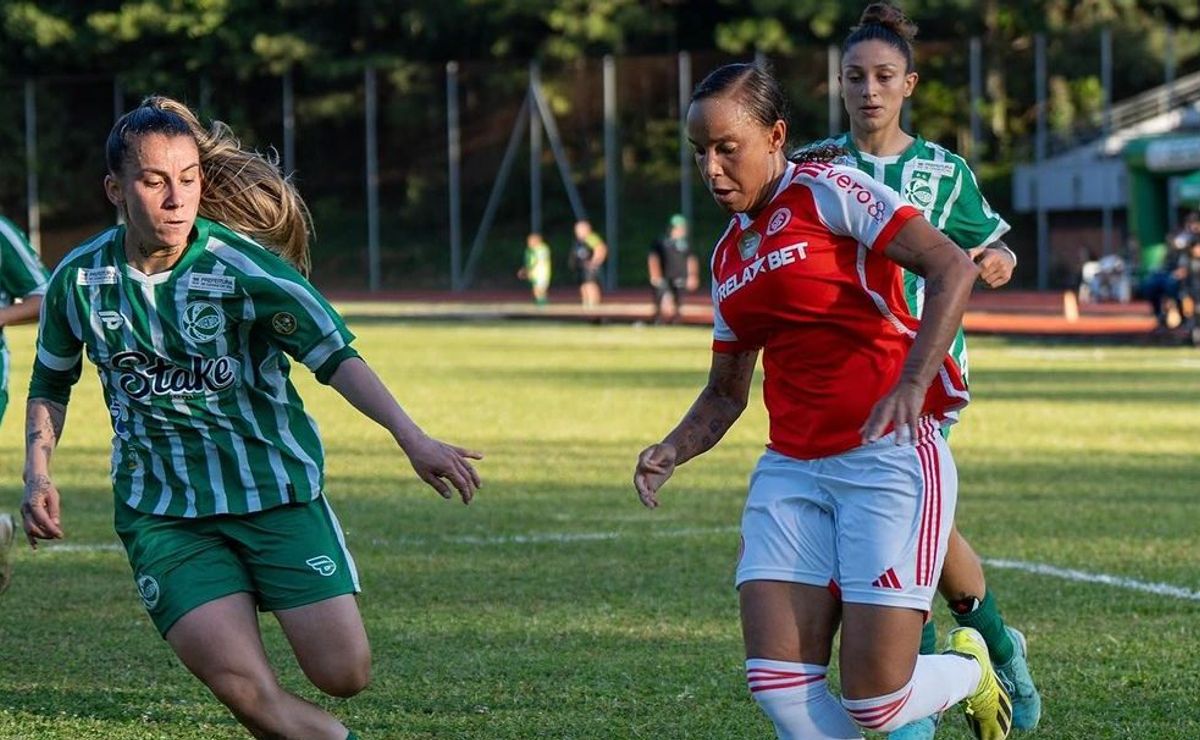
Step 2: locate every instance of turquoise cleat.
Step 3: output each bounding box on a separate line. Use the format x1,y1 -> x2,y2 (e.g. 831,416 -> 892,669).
887,714 -> 939,740
994,627 -> 1041,730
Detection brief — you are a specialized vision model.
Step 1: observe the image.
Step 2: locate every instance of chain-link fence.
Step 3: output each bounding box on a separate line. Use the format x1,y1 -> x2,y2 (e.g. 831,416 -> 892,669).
1,32 -> 1195,292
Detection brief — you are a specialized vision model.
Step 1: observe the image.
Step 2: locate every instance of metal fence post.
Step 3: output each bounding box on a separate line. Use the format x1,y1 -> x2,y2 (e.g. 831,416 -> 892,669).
364,65 -> 380,292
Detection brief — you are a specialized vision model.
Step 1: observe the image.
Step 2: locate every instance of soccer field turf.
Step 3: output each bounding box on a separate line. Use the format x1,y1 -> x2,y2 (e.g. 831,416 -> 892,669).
0,321 -> 1196,739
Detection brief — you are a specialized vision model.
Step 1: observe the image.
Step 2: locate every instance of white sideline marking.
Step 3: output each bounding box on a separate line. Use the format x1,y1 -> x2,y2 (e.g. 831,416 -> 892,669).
385,525 -> 740,547
33,534 -> 1200,602
983,558 -> 1200,602
36,543 -> 122,553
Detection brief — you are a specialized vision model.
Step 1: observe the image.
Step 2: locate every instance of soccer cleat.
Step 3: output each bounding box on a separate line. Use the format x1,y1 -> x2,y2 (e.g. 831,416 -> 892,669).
945,627 -> 1012,740
0,512 -> 14,595
887,713 -> 939,740
995,627 -> 1041,730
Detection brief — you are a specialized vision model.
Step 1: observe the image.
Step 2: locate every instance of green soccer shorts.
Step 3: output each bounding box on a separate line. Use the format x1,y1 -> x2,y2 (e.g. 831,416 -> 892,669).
114,494 -> 361,637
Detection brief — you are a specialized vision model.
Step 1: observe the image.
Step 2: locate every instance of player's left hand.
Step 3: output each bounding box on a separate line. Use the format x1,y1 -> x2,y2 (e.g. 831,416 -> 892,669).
967,245 -> 1015,288
404,434 -> 483,504
861,379 -> 926,445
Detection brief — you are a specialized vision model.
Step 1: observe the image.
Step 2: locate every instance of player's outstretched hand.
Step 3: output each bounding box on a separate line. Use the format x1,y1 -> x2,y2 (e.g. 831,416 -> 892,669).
405,434 -> 483,504
21,474 -> 63,549
634,443 -> 677,509
861,380 -> 925,445
968,245 -> 1015,288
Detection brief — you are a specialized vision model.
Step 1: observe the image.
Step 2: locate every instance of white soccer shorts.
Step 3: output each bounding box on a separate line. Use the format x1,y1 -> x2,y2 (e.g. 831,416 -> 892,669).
735,419 -> 957,612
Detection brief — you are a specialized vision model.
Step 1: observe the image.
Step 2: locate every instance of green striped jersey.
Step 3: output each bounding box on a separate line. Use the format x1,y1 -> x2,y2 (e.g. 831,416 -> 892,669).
30,217 -> 358,518
823,134 -> 1011,379
0,214 -> 51,362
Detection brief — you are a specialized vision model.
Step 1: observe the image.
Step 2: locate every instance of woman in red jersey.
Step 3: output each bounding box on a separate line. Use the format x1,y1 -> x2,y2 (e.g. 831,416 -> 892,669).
633,63 -> 1011,740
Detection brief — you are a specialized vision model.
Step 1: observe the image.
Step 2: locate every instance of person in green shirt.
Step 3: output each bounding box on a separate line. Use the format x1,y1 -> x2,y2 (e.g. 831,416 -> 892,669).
518,232 -> 552,305
19,96 -> 482,740
824,4 -> 1039,738
0,213 -> 51,594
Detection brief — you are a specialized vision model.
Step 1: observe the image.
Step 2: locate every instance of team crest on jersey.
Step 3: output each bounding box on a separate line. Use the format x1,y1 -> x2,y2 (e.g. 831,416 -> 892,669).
136,574 -> 160,610
97,310 -> 125,331
903,179 -> 935,209
180,301 -> 226,343
738,230 -> 763,260
271,312 -> 297,335
765,208 -> 792,236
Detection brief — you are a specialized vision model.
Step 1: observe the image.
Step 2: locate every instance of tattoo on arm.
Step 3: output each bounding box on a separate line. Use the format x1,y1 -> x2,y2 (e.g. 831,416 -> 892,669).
924,274 -> 946,300
26,400 -> 67,460
665,350 -> 757,464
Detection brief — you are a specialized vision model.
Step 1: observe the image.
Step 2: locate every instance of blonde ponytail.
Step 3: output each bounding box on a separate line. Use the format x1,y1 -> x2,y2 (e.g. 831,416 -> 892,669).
108,96 -> 313,274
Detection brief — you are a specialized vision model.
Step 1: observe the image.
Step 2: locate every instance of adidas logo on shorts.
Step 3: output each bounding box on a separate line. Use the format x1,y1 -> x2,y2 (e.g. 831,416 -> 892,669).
871,567 -> 902,590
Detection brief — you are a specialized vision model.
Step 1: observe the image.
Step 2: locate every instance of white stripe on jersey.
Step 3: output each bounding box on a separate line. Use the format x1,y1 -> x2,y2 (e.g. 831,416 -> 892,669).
234,294 -> 292,510
709,219 -> 741,345
139,281 -> 205,517
207,239 -> 341,370
86,249 -> 115,365
173,273 -> 251,515
36,346 -> 80,371
259,356 -> 322,499
856,245 -> 915,339
0,218 -> 49,295
115,281 -> 149,510
936,170 -> 963,232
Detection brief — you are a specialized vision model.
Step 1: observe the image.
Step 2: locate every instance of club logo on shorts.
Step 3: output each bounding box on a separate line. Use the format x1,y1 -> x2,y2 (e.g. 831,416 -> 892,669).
765,208 -> 792,236
180,301 -> 226,344
136,574 -> 161,609
271,312 -> 297,335
306,555 -> 338,577
97,310 -> 125,331
903,179 -> 935,209
738,230 -> 762,260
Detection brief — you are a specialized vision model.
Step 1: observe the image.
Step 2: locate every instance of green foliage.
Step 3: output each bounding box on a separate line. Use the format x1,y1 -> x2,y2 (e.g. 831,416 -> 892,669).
2,3 -> 75,48
0,324 -> 1197,738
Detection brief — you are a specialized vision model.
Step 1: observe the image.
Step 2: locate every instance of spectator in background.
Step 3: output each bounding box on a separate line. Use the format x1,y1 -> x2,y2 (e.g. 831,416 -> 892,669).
0,213 -> 51,595
1182,214 -> 1200,342
1142,212 -> 1198,331
569,220 -> 607,307
518,232 -> 552,306
648,214 -> 699,324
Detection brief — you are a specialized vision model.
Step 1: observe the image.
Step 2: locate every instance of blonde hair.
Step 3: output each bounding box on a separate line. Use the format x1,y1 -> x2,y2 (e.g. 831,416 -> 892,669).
106,96 -> 313,274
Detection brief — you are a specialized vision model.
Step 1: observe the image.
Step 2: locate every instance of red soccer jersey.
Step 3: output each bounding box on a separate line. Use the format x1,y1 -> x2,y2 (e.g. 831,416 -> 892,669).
711,161 -> 969,459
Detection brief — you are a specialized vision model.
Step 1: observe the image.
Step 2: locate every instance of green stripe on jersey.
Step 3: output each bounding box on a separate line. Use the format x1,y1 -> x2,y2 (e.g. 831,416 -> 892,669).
826,134 -> 1012,380
31,217 -> 355,518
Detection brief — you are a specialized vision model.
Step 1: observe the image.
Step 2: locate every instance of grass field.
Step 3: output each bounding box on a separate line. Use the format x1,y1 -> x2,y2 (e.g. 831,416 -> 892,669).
0,321 -> 1197,739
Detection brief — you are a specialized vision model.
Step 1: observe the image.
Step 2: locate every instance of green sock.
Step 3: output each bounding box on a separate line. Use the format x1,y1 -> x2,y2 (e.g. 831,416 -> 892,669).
950,590 -> 1015,665
919,620 -> 938,655
346,733 -> 359,740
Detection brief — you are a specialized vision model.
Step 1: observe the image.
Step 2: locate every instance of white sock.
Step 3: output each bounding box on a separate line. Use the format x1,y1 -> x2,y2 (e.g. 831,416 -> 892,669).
841,653 -> 981,732
746,659 -> 863,740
